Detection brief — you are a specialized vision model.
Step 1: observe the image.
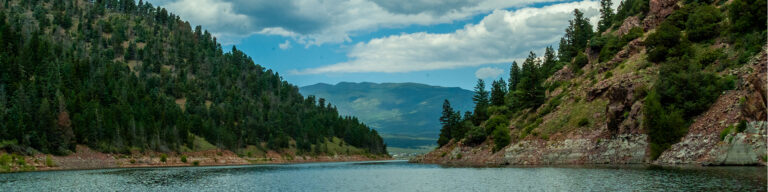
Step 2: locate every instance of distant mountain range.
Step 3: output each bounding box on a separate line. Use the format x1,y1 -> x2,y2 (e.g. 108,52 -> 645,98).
300,82 -> 474,150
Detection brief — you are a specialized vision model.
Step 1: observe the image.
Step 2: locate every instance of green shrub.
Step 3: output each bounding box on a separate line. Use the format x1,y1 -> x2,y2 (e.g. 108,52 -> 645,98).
720,125 -> 734,141
686,5 -> 722,42
621,27 -> 644,43
577,118 -> 590,127
484,115 -> 508,135
737,120 -> 748,132
464,126 -> 487,146
597,35 -> 619,62
538,94 -> 564,116
130,159 -> 136,164
697,48 -> 724,67
192,161 -> 200,166
0,154 -> 11,166
572,52 -> 589,70
16,156 -> 26,166
45,155 -> 54,167
729,31 -> 767,68
646,22 -> 682,62
181,155 -> 188,163
491,125 -> 511,152
728,0 -> 767,33
160,154 -> 167,163
604,71 -> 613,79
456,153 -> 462,159
666,4 -> 694,28
487,106 -> 509,116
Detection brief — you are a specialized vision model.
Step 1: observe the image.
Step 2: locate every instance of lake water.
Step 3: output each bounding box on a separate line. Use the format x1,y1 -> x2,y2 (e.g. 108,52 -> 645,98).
0,160 -> 765,191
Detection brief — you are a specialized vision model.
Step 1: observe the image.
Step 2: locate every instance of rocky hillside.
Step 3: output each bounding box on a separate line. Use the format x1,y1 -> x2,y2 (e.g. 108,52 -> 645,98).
412,0 -> 766,166
300,82 -> 474,149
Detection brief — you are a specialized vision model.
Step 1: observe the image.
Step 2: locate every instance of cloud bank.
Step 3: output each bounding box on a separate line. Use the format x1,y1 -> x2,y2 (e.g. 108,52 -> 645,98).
149,0 -> 566,45
294,1 -> 600,74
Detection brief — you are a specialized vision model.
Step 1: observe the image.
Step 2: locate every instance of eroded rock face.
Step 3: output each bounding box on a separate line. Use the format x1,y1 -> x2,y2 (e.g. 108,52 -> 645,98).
503,134 -> 647,165
412,133 -> 648,166
659,121 -> 767,165
588,73 -> 646,135
706,122 -> 767,165
643,0 -> 679,30
548,65 -> 575,83
605,38 -> 645,68
656,49 -> 768,165
617,16 -> 641,36
741,50 -> 767,121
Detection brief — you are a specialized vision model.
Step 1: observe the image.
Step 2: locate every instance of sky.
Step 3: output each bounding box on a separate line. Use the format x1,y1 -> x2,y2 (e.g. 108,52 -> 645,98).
145,0 -> 619,90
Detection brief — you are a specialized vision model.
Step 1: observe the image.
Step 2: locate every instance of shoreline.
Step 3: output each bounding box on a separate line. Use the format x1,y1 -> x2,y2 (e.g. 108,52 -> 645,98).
409,160 -> 768,168
6,158 -> 397,174
0,145 -> 392,174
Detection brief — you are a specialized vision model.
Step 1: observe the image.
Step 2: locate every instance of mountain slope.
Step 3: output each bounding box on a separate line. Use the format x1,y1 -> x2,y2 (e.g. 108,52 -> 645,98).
0,0 -> 386,156
414,0 -> 767,165
300,82 -> 474,149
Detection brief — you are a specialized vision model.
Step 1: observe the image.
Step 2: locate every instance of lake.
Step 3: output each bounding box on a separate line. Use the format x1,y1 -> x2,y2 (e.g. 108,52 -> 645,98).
0,160 -> 765,191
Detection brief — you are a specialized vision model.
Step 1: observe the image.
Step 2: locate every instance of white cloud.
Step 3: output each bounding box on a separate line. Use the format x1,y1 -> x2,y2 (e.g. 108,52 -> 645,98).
475,67 -> 504,79
279,40 -> 292,50
149,0 -> 566,45
162,0 -> 252,44
294,1 -> 600,74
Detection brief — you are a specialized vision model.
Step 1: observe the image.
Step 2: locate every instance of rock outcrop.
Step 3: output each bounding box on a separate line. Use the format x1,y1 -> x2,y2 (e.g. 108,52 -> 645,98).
643,0 -> 679,30
617,16 -> 641,36
412,132 -> 648,166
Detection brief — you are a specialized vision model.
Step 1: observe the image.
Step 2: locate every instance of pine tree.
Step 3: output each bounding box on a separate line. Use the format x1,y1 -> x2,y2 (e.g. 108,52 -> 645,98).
558,9 -> 594,62
541,46 -> 558,77
437,99 -> 455,146
472,79 -> 489,125
507,62 -> 521,109
490,78 -> 507,106
598,0 -> 614,32
514,52 -> 545,109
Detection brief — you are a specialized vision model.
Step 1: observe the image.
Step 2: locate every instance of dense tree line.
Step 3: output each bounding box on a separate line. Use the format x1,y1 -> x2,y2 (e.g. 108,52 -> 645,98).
438,0 -> 765,156
0,0 -> 387,155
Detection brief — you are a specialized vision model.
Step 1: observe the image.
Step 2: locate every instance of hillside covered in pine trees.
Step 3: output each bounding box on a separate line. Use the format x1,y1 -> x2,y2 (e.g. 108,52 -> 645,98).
0,0 -> 387,160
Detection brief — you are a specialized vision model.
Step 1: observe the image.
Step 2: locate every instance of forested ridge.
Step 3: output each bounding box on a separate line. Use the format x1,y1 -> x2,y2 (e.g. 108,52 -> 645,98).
437,0 -> 766,158
0,0 -> 387,156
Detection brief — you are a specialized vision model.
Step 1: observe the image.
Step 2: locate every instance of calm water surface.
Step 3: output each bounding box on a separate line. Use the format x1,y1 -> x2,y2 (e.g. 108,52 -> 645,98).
0,160 -> 765,191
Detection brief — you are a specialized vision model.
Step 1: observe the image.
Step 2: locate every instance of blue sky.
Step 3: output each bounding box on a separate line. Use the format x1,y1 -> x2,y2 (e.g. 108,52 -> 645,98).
146,0 -> 614,89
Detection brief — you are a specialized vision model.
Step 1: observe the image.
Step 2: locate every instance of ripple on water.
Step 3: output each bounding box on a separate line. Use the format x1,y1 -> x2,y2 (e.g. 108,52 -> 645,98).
0,161 -> 764,191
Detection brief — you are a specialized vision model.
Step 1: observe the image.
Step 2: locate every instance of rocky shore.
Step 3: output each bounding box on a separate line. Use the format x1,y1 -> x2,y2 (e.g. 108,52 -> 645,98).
1,145 -> 391,173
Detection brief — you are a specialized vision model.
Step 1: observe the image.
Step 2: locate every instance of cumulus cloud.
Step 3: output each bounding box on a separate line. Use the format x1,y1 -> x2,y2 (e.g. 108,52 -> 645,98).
294,1 -> 600,74
161,0 -> 252,44
279,40 -> 292,50
369,0 -> 481,15
475,67 -> 504,79
148,0 -> 565,45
